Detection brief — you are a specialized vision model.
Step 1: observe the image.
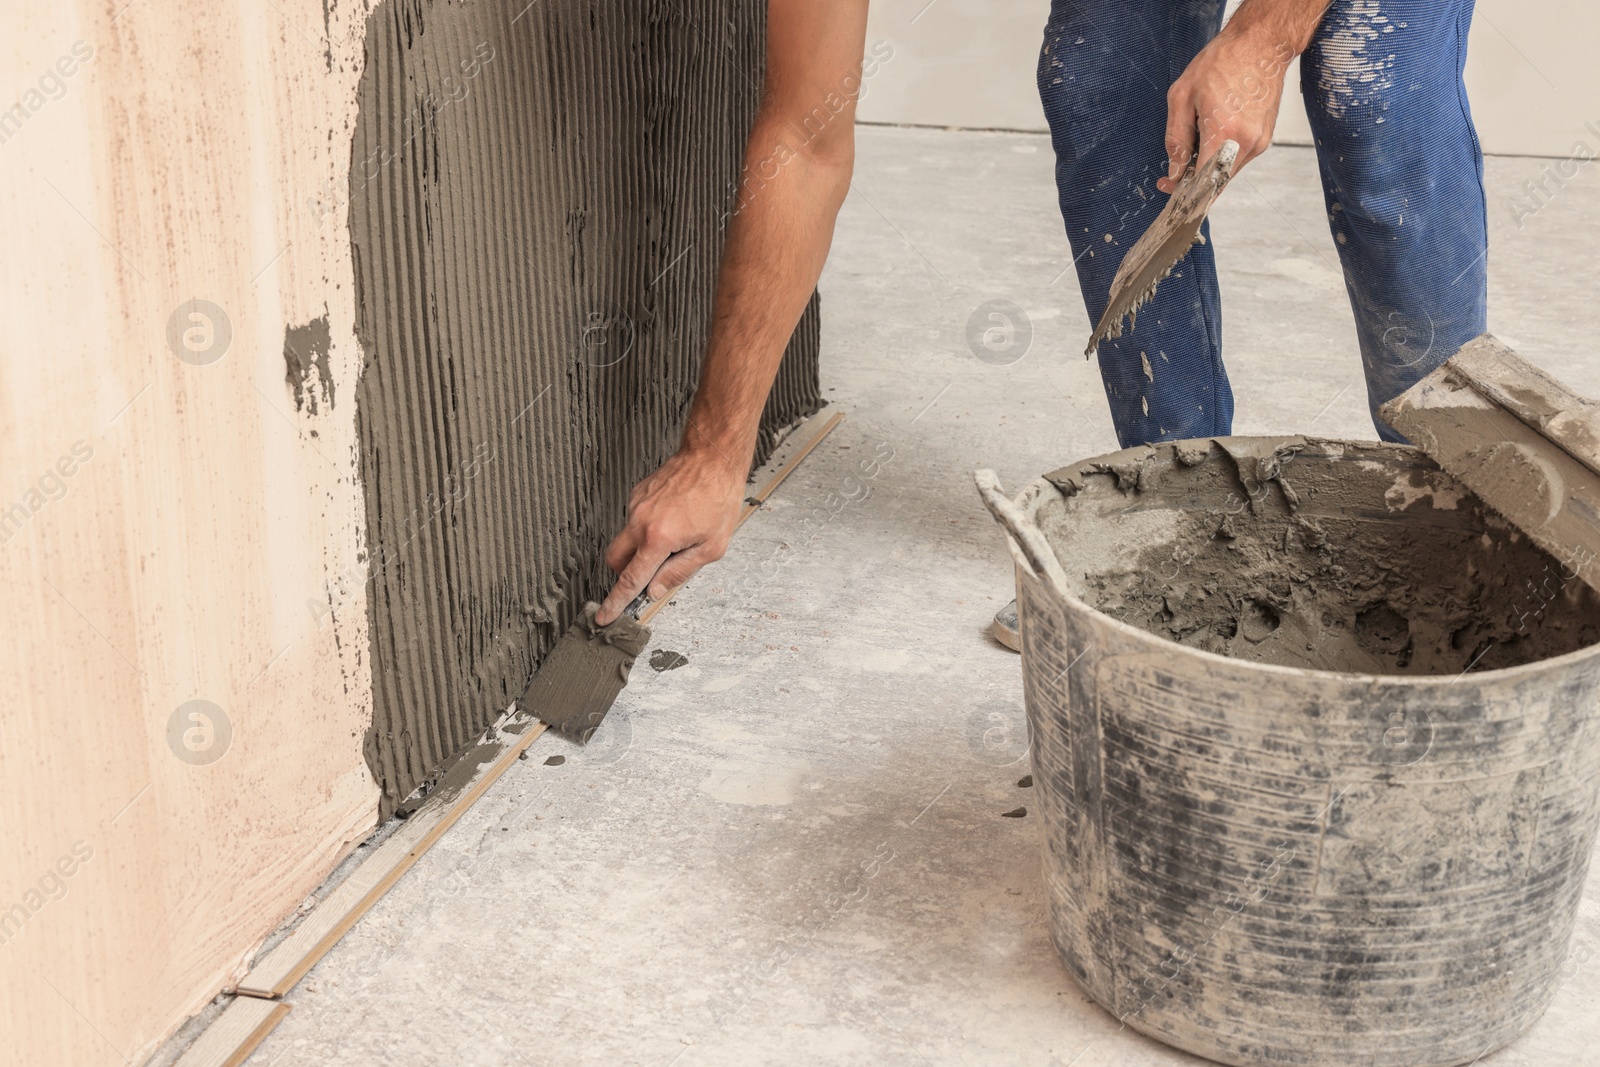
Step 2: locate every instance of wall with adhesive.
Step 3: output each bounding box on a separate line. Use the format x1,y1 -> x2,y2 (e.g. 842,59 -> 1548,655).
0,1 -> 812,1063
350,0 -> 820,818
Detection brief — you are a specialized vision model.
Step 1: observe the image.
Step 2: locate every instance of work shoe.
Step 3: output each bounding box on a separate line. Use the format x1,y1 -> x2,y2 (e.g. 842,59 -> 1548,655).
991,599 -> 1021,652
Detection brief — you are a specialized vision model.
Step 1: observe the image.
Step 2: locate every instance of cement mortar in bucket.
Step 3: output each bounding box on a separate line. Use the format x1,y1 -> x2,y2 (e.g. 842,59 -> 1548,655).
976,436 -> 1600,1067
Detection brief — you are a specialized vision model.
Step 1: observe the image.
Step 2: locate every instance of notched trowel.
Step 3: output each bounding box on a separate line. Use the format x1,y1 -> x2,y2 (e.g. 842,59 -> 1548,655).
519,596 -> 651,743
1085,139 -> 1239,357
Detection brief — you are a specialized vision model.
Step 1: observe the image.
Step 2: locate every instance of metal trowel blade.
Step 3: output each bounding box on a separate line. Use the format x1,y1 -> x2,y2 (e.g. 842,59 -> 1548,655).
519,601 -> 651,743
1086,140 -> 1239,357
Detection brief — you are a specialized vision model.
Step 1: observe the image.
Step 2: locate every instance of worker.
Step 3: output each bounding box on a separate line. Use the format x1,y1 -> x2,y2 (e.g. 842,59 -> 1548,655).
595,0 -> 1488,650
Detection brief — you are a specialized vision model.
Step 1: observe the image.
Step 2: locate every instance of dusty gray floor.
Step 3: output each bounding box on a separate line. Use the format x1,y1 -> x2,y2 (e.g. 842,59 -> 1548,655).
246,128 -> 1600,1066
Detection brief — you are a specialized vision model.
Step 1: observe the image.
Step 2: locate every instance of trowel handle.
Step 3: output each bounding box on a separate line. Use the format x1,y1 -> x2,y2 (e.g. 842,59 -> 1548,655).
974,470 -> 1069,591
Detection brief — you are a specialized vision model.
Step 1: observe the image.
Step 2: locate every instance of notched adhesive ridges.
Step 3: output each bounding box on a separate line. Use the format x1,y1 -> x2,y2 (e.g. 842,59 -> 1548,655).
349,0 -> 820,817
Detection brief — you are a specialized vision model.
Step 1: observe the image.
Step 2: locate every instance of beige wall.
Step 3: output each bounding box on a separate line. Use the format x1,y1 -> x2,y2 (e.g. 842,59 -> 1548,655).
0,4 -> 378,1064
859,0 -> 1599,158
858,0 -> 1046,131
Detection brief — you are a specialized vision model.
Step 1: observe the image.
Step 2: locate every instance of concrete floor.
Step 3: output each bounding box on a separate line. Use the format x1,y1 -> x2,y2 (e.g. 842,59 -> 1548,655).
245,127 -> 1600,1066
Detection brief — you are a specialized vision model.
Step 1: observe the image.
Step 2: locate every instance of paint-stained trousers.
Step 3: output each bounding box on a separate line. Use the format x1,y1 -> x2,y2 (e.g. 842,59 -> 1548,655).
1038,0 -> 1488,447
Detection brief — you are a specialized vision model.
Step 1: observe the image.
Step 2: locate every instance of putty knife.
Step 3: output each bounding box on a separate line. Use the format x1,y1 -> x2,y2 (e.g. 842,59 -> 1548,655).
518,595 -> 651,743
1086,140 -> 1239,357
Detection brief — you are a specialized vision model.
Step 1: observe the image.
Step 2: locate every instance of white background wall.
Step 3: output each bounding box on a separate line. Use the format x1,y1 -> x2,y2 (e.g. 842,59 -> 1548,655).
859,0 -> 1600,159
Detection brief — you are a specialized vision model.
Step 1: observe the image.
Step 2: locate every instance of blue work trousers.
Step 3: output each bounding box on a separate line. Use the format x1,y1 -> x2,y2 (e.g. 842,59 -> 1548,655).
1038,0 -> 1488,446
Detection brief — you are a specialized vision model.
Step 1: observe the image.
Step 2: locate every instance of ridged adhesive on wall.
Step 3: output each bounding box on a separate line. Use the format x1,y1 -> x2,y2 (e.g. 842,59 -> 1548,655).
350,0 -> 821,815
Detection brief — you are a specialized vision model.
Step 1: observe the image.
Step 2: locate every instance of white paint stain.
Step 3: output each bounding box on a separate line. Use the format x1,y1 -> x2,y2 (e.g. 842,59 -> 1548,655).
1317,0 -> 1397,119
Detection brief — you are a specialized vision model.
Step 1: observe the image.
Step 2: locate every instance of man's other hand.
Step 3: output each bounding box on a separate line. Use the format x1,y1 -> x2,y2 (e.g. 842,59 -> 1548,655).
1158,10 -> 1303,194
596,447 -> 746,625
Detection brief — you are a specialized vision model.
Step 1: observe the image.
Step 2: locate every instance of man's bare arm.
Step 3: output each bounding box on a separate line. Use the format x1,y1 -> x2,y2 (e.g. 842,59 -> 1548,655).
596,0 -> 871,624
1158,0 -> 1333,194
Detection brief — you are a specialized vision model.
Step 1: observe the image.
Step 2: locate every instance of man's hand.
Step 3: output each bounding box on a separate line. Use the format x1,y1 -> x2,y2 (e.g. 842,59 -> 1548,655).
595,446 -> 746,625
1158,0 -> 1330,194
594,0 -> 868,626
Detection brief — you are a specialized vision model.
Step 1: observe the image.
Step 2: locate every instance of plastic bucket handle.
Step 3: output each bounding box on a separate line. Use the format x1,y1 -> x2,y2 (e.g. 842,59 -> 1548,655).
974,469 -> 1070,594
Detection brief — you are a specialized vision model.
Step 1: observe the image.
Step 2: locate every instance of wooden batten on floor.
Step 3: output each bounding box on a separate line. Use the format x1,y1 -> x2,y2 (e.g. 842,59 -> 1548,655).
171,997 -> 291,1067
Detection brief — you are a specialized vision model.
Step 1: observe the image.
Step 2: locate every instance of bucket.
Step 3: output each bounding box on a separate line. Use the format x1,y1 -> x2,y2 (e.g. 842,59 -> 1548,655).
976,437 -> 1600,1067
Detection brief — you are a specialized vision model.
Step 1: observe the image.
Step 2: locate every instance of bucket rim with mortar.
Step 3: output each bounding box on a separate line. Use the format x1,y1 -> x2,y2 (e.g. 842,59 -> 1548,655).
980,438 -> 1600,686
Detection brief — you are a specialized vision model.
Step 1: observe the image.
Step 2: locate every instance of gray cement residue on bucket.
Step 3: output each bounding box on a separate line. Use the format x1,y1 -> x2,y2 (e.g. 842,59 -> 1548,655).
1040,438 -> 1600,676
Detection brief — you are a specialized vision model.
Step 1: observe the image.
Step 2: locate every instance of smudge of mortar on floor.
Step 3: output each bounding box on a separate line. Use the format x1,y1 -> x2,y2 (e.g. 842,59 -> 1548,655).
283,313 -> 333,414
348,0 -> 822,817
650,649 -> 689,672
